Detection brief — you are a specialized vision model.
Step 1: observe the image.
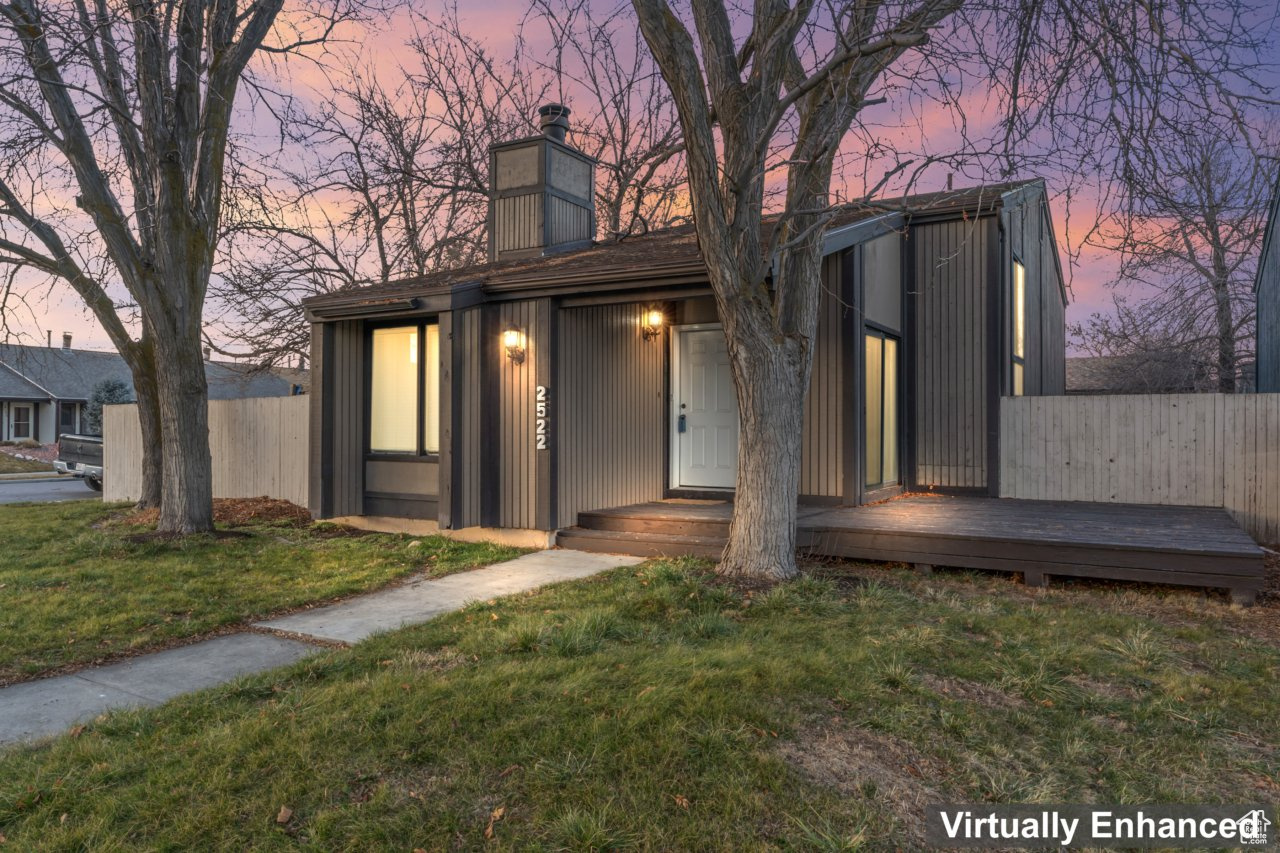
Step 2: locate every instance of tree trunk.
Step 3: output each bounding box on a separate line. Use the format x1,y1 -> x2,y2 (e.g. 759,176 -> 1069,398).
131,349 -> 163,510
719,328 -> 809,578
153,325 -> 214,534
1211,270 -> 1236,393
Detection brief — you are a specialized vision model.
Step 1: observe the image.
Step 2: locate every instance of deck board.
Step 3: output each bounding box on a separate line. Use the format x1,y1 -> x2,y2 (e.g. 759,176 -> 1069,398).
559,495 -> 1265,603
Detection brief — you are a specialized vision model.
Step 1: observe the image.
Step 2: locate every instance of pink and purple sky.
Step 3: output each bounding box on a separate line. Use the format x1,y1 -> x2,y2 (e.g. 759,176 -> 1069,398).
13,2 -> 1135,354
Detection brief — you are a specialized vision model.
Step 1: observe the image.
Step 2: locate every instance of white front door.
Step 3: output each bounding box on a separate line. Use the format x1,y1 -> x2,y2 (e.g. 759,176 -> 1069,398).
673,326 -> 738,489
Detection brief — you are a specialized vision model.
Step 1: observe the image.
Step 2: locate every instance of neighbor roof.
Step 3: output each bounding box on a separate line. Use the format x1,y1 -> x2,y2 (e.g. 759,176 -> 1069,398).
305,178 -> 1045,309
0,360 -> 48,400
0,343 -> 299,402
1066,354 -> 1213,394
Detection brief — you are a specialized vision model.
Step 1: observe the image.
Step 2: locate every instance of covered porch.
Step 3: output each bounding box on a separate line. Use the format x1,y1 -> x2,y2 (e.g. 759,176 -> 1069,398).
556,495 -> 1266,604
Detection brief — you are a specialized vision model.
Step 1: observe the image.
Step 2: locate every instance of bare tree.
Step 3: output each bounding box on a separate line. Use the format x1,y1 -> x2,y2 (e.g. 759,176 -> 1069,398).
526,0 -> 687,238
0,0 -> 370,530
210,3 -> 690,365
1072,125 -> 1274,392
629,0 -> 1276,577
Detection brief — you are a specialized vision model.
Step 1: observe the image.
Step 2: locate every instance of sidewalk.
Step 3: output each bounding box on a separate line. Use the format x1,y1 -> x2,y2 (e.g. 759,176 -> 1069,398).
0,549 -> 639,746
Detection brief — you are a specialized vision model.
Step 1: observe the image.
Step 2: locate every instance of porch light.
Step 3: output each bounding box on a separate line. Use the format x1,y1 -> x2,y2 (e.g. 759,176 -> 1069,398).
503,327 -> 526,364
642,308 -> 665,341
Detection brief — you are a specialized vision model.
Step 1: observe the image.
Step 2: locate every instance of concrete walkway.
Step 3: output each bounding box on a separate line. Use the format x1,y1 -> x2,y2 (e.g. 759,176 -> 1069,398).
0,549 -> 638,746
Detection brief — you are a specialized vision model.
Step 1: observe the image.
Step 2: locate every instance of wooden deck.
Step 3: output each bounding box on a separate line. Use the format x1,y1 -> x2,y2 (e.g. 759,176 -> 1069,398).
556,495 -> 1265,604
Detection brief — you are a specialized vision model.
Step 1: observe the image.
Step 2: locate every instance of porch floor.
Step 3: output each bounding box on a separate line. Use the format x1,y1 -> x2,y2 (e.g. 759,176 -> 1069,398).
556,495 -> 1265,604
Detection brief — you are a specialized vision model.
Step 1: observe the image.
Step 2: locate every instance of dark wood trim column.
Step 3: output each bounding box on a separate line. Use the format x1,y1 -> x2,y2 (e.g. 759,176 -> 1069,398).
534,297 -> 559,531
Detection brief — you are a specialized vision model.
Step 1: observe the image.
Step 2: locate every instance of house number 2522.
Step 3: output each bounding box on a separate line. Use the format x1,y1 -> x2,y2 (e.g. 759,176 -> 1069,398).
535,385 -> 550,450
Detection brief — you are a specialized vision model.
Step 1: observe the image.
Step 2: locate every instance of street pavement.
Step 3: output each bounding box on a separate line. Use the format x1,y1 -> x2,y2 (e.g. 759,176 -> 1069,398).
0,477 -> 100,505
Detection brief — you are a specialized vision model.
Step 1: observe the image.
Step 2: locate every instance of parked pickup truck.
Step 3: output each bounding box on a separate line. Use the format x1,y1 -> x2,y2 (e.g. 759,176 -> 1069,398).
55,434 -> 104,491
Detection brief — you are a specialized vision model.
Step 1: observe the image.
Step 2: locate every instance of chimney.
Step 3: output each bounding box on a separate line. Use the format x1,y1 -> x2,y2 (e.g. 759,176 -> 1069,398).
46,330 -> 52,348
62,332 -> 71,350
539,103 -> 570,142
487,103 -> 595,263
946,173 -> 954,191
203,345 -> 211,361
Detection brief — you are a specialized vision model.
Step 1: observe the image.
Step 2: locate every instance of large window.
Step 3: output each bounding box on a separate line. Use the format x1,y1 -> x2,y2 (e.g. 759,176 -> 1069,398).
369,323 -> 440,455
12,405 -> 31,440
1012,258 -> 1026,396
865,331 -> 899,489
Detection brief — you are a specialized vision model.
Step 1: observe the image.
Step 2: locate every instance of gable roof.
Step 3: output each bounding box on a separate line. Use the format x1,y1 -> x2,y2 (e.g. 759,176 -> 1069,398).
0,360 -> 48,400
305,178 -> 1047,315
0,343 -> 300,402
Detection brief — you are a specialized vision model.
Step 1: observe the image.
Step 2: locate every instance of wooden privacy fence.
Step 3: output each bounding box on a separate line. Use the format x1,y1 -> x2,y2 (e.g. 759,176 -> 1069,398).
999,393 -> 1280,543
103,396 -> 309,508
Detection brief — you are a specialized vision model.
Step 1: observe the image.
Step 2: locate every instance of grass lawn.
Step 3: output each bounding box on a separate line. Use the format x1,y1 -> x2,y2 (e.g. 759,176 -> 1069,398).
0,501 -> 524,684
0,452 -> 51,474
0,558 -> 1276,849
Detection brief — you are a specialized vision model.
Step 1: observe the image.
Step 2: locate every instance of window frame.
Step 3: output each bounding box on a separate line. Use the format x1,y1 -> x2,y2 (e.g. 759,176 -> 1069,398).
364,318 -> 441,461
863,324 -> 902,492
1012,256 -> 1027,397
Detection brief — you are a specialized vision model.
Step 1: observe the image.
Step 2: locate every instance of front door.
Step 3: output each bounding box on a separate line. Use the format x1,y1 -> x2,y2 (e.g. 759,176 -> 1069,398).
672,326 -> 737,490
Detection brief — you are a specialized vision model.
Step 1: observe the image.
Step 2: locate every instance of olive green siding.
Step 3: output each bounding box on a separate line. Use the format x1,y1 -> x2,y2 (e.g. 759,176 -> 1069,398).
556,303 -> 666,527
912,217 -> 992,489
309,319 -> 364,518
1258,189 -> 1280,392
1005,194 -> 1067,396
453,308 -> 484,527
492,299 -> 551,529
800,255 -> 845,498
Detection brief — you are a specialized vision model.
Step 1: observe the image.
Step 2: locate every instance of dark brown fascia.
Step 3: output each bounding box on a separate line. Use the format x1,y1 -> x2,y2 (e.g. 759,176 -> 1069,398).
304,260 -> 709,322
304,281 -> 487,323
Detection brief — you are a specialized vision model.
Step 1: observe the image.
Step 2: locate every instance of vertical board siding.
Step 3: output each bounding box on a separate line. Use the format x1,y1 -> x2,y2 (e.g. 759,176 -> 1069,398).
104,396 -> 309,506
455,308 -> 483,527
496,300 -> 541,529
547,196 -> 591,245
913,217 -> 989,488
1259,225 -> 1280,390
330,320 -> 365,517
1039,204 -> 1068,395
1000,393 -> 1280,543
495,194 -> 542,252
557,303 -> 665,527
801,255 -> 844,497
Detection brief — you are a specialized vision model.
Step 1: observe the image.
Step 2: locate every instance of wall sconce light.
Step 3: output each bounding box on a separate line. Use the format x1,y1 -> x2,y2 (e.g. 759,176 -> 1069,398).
503,326 -> 526,364
642,308 -> 665,342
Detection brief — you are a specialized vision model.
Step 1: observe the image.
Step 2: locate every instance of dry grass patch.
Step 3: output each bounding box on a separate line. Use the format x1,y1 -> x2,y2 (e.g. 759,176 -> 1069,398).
919,672 -> 1028,710
778,719 -> 948,846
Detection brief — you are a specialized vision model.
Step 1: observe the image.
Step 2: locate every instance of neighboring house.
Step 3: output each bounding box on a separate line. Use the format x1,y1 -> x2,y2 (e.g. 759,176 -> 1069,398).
1066,352 -> 1215,395
0,335 -> 302,443
1256,171 -> 1280,392
303,105 -> 1068,536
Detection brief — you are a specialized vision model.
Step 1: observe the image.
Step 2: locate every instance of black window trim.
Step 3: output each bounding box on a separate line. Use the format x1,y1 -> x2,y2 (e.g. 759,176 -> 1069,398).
1011,253 -> 1027,395
863,326 -> 902,491
364,318 -> 442,462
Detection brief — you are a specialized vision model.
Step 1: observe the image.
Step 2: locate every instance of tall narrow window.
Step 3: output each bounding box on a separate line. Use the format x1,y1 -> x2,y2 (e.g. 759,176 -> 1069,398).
1012,259 -> 1026,396
422,324 -> 440,453
370,326 -> 419,453
369,322 -> 441,456
865,331 -> 900,489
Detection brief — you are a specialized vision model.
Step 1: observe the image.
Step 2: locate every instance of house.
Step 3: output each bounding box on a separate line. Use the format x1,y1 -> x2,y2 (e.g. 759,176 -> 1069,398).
0,335 -> 302,443
1066,352 -> 1215,395
1256,171 -> 1280,392
303,105 -> 1068,543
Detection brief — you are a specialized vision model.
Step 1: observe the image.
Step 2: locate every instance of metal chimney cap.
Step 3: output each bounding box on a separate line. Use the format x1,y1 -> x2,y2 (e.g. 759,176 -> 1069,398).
539,103 -> 571,142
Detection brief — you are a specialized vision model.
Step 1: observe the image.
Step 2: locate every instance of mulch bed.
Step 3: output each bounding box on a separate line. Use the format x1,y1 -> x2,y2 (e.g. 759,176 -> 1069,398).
120,497 -> 313,529
0,444 -> 58,463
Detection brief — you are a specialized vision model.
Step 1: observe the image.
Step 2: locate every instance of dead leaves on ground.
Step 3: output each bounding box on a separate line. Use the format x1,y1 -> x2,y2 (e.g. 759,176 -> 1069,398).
483,805 -> 505,839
